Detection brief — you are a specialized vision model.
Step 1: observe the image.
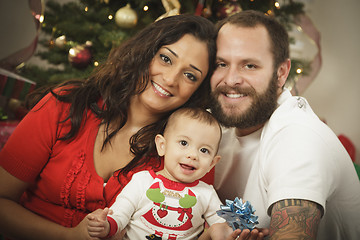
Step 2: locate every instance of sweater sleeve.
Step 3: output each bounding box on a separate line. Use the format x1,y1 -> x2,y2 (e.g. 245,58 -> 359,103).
0,93 -> 68,182
108,171 -> 150,234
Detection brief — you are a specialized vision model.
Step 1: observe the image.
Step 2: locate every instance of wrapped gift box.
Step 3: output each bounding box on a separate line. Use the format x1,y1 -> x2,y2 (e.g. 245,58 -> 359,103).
0,68 -> 36,150
0,68 -> 36,101
0,120 -> 19,150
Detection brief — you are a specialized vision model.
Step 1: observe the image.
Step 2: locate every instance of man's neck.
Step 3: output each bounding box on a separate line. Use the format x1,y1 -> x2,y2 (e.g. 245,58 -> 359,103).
235,123 -> 264,137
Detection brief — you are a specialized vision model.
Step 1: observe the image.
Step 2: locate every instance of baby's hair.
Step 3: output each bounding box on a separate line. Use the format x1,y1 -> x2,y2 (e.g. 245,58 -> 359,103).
164,108 -> 222,142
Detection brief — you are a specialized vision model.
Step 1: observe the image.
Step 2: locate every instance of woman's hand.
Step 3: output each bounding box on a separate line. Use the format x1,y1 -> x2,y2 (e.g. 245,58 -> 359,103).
66,214 -> 102,240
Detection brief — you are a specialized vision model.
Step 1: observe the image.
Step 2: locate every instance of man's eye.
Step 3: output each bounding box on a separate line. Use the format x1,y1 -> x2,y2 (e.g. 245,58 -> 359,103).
200,148 -> 210,154
160,54 -> 171,64
184,73 -> 197,82
180,140 -> 188,146
216,62 -> 227,68
245,64 -> 256,69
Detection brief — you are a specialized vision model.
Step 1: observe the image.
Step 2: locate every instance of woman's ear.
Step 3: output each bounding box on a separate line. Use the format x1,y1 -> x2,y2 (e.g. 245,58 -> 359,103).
155,134 -> 166,157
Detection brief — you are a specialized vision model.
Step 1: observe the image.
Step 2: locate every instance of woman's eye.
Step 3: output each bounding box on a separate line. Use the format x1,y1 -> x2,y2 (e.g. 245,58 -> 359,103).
200,148 -> 210,154
180,140 -> 188,146
160,54 -> 171,64
184,72 -> 197,82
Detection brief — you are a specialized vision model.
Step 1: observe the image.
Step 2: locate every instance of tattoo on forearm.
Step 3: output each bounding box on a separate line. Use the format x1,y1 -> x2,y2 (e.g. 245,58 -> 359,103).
269,199 -> 322,240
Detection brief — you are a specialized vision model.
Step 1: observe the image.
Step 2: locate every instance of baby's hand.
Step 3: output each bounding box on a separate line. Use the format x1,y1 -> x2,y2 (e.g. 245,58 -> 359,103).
87,207 -> 111,238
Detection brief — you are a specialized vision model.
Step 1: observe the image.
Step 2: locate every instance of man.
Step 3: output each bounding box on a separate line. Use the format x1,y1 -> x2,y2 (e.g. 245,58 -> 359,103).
210,10 -> 360,239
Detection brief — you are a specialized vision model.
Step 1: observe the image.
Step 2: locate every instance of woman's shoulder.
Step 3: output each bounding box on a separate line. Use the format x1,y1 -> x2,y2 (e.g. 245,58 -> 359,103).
31,88 -> 70,112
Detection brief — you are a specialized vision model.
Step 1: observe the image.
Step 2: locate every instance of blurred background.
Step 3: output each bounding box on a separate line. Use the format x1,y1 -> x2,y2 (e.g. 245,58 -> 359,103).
0,0 -> 359,165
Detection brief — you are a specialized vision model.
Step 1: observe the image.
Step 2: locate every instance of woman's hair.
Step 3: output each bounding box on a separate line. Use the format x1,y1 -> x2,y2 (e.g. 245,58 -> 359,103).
26,14 -> 216,176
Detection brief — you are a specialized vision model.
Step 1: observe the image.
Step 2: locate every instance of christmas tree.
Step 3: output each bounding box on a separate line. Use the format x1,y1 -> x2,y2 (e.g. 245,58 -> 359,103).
18,0 -> 309,89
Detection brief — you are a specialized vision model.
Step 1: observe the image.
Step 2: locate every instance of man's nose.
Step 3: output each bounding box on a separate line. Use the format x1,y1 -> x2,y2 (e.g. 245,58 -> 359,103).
223,66 -> 244,87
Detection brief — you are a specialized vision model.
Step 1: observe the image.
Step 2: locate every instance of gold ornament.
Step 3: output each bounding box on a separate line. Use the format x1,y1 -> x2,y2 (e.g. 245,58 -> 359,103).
156,0 -> 181,21
115,4 -> 138,28
216,1 -> 242,19
55,35 -> 67,48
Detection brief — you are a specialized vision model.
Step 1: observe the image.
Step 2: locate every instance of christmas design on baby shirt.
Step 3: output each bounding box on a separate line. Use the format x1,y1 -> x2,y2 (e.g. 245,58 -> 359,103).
141,173 -> 199,239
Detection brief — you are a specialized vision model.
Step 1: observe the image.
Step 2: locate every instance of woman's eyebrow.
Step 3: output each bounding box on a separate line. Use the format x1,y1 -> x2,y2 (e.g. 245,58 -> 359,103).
164,47 -> 178,57
164,47 -> 203,75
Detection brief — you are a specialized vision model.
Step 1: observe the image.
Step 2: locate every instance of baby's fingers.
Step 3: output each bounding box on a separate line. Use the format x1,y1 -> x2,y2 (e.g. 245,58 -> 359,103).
87,226 -> 105,237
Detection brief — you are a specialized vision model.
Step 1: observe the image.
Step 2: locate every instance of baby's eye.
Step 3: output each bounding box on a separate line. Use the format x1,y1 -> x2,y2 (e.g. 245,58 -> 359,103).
184,72 -> 197,82
160,54 -> 171,64
200,148 -> 210,154
179,140 -> 188,146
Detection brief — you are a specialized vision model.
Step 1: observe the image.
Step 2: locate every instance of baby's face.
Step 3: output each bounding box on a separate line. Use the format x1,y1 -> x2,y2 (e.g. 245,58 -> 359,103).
157,115 -> 221,183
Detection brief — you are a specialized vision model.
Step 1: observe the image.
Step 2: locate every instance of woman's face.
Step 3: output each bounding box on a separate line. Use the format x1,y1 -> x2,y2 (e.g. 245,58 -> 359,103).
133,34 -> 209,115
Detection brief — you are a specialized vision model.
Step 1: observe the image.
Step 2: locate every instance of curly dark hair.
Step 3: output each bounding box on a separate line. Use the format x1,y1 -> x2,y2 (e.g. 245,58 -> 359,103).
26,14 -> 216,177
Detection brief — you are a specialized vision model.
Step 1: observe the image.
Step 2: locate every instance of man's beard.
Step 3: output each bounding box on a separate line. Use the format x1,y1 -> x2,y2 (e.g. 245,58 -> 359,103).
210,72 -> 279,129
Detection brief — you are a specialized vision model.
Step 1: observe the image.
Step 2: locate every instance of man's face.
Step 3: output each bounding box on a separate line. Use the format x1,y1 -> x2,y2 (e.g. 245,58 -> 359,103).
210,24 -> 280,132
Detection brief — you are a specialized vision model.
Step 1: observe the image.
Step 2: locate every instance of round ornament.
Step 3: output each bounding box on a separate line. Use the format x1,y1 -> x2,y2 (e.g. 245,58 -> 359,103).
68,44 -> 92,69
115,4 -> 138,28
202,6 -> 212,18
55,35 -> 67,48
48,39 -> 55,48
216,1 -> 242,19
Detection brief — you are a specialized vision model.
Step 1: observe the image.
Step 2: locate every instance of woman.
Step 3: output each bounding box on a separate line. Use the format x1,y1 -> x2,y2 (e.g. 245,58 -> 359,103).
0,14 -> 216,240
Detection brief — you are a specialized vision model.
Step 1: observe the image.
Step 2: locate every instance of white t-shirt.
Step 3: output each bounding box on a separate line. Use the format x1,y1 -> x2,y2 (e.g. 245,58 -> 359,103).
214,89 -> 360,239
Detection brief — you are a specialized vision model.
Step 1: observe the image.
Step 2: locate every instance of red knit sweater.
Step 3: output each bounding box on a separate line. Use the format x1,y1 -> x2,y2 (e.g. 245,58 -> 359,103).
0,93 -> 161,227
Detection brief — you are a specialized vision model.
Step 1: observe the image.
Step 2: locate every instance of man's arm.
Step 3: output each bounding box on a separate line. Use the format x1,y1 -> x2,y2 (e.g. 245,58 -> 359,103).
269,199 -> 322,239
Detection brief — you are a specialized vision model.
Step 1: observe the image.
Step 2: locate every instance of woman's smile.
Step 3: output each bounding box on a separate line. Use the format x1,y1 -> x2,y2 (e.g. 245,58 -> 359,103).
151,81 -> 173,97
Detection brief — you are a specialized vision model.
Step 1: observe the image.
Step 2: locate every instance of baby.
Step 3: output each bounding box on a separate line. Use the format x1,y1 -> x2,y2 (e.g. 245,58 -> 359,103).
87,107 -> 242,239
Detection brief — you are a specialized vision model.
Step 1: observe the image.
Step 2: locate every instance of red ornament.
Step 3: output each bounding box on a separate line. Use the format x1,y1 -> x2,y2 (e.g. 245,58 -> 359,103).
68,45 -> 92,69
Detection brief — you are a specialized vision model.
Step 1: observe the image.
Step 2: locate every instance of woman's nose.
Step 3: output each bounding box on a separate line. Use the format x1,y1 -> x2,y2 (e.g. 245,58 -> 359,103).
163,70 -> 178,87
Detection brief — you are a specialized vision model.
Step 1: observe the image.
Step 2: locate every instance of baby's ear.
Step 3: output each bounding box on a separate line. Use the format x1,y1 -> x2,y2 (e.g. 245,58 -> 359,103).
155,134 -> 166,157
209,155 -> 221,170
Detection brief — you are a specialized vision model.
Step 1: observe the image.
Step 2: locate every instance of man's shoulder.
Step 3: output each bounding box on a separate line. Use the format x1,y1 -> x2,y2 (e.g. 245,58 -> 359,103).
267,94 -> 320,131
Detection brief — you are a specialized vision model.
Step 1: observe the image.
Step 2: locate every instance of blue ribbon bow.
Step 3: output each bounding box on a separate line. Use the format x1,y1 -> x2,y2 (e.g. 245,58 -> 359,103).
216,197 -> 259,231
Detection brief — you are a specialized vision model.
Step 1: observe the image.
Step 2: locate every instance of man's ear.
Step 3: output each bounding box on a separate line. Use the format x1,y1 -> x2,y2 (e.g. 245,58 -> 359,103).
277,58 -> 291,88
209,155 -> 221,171
155,134 -> 166,157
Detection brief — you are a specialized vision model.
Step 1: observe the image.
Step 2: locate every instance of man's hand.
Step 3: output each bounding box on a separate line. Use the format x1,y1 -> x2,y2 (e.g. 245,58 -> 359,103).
199,222 -> 269,240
